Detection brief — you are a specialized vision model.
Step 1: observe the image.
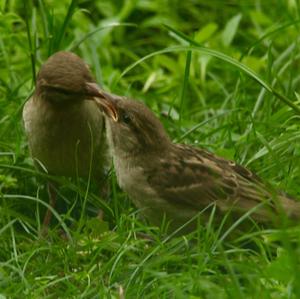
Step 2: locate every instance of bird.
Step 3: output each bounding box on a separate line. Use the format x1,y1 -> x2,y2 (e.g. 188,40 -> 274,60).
23,51 -> 108,229
94,89 -> 300,233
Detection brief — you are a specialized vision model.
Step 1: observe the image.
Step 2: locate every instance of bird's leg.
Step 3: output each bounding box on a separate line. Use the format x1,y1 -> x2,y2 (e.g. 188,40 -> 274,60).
42,181 -> 57,232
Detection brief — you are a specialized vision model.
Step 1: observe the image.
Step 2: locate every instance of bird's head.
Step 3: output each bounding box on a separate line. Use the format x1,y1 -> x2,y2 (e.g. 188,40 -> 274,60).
94,91 -> 171,155
35,51 -> 102,104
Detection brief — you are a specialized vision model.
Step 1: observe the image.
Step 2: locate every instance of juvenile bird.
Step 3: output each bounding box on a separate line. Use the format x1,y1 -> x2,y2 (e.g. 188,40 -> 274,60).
23,51 -> 107,228
94,90 -> 300,233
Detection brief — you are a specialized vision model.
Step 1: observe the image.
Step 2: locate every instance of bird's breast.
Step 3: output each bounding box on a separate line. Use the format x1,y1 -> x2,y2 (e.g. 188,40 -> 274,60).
23,98 -> 106,178
112,155 -> 200,230
113,155 -> 159,201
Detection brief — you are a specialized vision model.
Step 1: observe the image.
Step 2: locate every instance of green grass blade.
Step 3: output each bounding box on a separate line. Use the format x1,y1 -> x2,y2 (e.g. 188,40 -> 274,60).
121,43 -> 300,115
179,50 -> 192,124
69,22 -> 137,51
23,1 -> 36,84
53,0 -> 78,52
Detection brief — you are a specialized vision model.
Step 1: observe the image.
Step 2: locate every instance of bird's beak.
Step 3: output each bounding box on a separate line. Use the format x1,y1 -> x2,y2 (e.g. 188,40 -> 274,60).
85,83 -> 118,121
85,82 -> 105,98
93,90 -> 119,122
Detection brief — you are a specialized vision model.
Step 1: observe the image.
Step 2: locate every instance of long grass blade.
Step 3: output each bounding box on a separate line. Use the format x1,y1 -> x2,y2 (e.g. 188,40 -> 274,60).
121,43 -> 300,115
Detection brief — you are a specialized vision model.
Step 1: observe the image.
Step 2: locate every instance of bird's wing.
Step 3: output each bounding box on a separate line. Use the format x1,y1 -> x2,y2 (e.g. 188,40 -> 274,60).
146,144 -> 290,221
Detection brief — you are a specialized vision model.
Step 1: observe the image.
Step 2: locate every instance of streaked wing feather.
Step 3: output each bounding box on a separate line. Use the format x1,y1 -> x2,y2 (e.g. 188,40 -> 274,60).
146,144 -> 276,220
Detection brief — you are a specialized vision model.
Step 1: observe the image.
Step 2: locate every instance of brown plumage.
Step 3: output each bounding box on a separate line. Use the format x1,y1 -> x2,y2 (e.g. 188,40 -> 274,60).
94,90 -> 300,233
23,51 -> 108,228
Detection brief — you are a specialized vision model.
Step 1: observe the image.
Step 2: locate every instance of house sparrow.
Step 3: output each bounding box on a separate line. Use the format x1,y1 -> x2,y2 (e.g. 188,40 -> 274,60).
23,51 -> 108,228
94,90 -> 300,233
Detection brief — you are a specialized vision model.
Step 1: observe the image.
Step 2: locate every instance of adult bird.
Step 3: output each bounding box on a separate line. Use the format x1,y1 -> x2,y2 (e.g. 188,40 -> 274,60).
23,51 -> 108,229
94,90 -> 300,233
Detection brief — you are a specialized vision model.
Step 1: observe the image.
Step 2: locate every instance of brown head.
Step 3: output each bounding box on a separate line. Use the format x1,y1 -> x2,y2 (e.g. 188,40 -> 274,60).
35,51 -> 102,104
94,91 -> 171,155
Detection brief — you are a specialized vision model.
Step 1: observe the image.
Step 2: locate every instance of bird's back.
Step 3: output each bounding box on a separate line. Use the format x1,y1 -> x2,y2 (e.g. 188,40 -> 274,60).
144,143 -> 300,226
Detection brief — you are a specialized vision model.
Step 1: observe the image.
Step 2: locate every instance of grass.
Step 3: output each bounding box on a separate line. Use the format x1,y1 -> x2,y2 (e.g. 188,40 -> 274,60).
1,0 -> 300,298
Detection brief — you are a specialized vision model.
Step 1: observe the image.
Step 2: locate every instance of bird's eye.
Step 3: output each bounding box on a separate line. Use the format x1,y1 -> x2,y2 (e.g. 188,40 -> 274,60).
122,113 -> 131,124
47,86 -> 74,96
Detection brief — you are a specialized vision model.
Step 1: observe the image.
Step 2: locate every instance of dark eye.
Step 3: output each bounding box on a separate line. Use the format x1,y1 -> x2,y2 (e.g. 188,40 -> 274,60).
122,113 -> 131,124
47,86 -> 74,96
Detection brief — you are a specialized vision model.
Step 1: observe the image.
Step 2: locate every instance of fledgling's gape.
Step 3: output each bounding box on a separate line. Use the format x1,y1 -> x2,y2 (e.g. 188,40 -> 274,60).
94,89 -> 300,233
23,51 -> 108,228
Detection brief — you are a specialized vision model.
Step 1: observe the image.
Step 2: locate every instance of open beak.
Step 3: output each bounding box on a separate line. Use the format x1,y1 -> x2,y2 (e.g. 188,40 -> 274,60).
94,94 -> 119,122
85,83 -> 119,122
